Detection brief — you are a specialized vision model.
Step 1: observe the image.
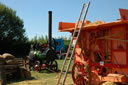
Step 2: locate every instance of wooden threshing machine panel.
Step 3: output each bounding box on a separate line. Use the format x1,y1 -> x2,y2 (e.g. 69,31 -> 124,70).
59,20 -> 128,84
58,9 -> 128,85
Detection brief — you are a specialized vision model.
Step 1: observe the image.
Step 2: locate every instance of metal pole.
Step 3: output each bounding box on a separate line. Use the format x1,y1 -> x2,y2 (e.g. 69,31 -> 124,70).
48,11 -> 52,49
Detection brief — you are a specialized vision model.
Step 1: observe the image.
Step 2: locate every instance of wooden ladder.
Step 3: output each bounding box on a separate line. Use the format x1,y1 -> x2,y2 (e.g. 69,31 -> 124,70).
57,1 -> 90,85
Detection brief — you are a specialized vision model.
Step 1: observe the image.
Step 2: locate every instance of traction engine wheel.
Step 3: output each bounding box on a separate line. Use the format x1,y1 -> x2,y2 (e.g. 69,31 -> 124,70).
34,61 -> 41,72
72,62 -> 91,85
49,60 -> 58,71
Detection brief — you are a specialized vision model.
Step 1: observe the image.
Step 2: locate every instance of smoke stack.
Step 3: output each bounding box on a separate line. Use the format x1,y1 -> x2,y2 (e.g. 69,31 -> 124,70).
48,11 -> 52,49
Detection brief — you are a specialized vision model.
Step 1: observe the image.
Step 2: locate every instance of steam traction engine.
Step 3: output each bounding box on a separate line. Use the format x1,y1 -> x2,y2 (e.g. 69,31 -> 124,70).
59,9 -> 128,85
25,11 -> 58,72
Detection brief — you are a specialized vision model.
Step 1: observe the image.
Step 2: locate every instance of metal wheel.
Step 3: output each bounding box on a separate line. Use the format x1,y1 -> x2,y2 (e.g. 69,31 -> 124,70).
34,61 -> 41,72
49,60 -> 58,71
72,62 -> 91,85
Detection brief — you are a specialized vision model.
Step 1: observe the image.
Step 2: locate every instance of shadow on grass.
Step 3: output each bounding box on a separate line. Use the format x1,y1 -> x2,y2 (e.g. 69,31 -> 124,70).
7,76 -> 35,84
39,69 -> 72,74
39,69 -> 60,73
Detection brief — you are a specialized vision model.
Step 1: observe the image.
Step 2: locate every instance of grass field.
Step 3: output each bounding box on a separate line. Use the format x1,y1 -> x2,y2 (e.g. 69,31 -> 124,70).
7,59 -> 74,85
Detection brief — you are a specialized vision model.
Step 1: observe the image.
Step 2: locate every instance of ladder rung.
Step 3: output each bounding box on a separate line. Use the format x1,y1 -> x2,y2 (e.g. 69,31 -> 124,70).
64,65 -> 68,67
66,57 -> 71,60
75,30 -> 79,32
68,50 -> 72,54
73,37 -> 77,39
61,72 -> 65,74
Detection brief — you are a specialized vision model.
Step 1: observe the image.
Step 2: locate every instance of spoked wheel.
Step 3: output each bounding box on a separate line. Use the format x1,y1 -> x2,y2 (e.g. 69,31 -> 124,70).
34,61 -> 41,72
72,62 -> 91,85
49,60 -> 58,71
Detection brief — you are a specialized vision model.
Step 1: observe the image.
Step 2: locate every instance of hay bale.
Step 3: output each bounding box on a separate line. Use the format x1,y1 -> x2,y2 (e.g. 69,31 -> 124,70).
0,55 -> 3,59
0,55 -> 4,60
0,80 -> 6,85
24,70 -> 31,78
2,53 -> 15,60
0,61 -> 5,65
5,59 -> 18,65
0,55 -> 5,65
0,80 -> 1,85
0,65 -> 6,85
86,21 -> 105,26
19,68 -> 31,79
19,68 -> 31,78
19,68 -> 25,79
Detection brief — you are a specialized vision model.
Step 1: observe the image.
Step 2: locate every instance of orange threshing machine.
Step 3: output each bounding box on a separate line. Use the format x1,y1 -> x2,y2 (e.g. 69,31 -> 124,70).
59,8 -> 128,85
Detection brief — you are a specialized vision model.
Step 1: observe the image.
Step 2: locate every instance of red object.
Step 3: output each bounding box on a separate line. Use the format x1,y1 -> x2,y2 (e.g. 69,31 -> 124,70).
42,64 -> 46,67
34,64 -> 40,71
119,8 -> 128,20
59,9 -> 128,85
34,61 -> 40,72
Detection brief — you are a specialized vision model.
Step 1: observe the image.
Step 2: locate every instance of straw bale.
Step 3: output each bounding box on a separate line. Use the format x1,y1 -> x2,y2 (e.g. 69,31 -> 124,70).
24,70 -> 31,78
0,55 -> 5,65
5,59 -> 18,65
0,55 -> 4,60
19,68 -> 31,78
2,53 -> 15,60
19,68 -> 25,79
86,21 -> 104,26
0,61 -> 5,65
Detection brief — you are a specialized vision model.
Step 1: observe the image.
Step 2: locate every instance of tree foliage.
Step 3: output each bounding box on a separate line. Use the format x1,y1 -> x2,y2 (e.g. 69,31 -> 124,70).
0,3 -> 29,55
30,35 -> 48,44
0,3 -> 27,43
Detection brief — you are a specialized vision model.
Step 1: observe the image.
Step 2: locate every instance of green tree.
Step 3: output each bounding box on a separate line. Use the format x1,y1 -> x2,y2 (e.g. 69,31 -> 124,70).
30,35 -> 38,43
0,3 -> 28,55
30,35 -> 48,44
0,3 -> 27,43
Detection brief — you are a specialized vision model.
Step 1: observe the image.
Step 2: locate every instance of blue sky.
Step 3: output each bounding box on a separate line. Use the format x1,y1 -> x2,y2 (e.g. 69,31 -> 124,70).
0,0 -> 128,39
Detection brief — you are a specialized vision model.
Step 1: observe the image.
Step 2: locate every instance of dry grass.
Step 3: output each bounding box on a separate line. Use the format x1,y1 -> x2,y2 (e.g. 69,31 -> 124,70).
7,59 -> 74,85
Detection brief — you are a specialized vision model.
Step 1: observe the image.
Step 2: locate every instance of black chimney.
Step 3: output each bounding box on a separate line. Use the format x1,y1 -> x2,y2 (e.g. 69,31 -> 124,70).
48,11 -> 52,49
